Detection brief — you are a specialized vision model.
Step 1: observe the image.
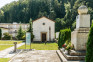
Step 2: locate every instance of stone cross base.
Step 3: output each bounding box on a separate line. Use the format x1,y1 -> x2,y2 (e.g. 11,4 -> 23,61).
71,28 -> 90,51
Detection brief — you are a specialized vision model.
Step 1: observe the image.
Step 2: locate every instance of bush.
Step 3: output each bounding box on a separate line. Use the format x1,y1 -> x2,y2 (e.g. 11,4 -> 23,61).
86,24 -> 93,62
58,28 -> 71,48
3,33 -> 12,40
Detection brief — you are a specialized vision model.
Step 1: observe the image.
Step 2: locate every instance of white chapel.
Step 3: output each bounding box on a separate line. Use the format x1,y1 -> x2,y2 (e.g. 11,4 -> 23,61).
33,17 -> 55,42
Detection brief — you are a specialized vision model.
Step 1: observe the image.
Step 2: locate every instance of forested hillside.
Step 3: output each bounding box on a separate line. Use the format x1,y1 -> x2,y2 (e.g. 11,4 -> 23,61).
0,0 -> 93,32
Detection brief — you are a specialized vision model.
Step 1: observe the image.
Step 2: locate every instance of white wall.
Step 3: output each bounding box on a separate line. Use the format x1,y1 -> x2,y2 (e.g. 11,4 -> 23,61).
56,32 -> 59,39
33,17 -> 55,41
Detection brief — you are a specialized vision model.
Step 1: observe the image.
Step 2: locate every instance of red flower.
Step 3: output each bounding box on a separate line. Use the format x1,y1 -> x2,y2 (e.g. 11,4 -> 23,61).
62,44 -> 65,47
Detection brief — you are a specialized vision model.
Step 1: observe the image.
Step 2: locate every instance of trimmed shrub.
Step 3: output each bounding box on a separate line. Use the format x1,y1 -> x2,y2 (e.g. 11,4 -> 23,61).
3,33 -> 12,40
86,24 -> 93,62
58,28 -> 71,48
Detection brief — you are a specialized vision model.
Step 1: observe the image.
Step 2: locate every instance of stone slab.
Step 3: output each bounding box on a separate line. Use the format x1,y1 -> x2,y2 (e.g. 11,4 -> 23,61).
56,50 -> 67,62
10,50 -> 61,62
60,50 -> 85,60
70,50 -> 86,56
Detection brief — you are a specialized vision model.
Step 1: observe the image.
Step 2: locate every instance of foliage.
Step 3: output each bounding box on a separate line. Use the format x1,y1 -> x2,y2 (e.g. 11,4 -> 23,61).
3,33 -> 12,40
16,25 -> 25,40
65,42 -> 74,50
27,18 -> 34,41
0,28 -> 2,40
86,24 -> 93,62
0,0 -> 93,32
0,0 -> 65,23
28,18 -> 33,32
58,28 -> 71,48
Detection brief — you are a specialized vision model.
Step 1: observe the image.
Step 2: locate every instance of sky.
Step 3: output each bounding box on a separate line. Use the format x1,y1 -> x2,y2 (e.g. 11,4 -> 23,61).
0,0 -> 18,8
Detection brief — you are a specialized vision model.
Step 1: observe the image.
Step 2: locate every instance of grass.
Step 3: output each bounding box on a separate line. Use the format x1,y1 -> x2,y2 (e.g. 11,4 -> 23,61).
0,58 -> 10,62
18,43 -> 58,50
0,45 -> 13,51
0,41 -> 23,51
0,41 -> 23,44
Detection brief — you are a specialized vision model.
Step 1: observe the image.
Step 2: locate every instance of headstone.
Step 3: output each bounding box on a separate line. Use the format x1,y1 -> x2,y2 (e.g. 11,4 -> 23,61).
71,5 -> 90,51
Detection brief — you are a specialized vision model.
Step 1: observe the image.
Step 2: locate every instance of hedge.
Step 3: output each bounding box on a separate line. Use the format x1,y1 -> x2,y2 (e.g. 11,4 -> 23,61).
58,28 -> 71,48
86,24 -> 93,62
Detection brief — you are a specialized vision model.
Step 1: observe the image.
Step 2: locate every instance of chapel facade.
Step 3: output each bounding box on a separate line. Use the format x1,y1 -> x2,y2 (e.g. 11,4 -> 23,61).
33,17 -> 55,42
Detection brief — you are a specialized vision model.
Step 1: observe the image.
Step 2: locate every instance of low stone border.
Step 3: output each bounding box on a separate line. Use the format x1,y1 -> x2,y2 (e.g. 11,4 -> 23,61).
56,50 -> 67,62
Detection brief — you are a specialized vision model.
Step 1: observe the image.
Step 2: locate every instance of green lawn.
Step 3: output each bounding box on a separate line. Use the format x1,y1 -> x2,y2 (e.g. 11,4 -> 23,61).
18,43 -> 58,50
0,58 -> 10,62
0,41 -> 23,51
0,45 -> 13,51
0,41 -> 22,44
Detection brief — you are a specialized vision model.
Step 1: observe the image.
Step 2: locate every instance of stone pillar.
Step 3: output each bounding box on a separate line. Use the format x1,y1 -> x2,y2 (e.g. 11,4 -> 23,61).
71,5 -> 90,51
14,42 -> 17,52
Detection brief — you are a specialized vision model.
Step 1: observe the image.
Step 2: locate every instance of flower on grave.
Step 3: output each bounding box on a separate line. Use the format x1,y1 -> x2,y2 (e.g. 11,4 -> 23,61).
62,44 -> 66,48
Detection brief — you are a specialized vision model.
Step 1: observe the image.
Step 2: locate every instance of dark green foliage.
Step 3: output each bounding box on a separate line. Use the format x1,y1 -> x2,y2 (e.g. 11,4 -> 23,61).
0,0 -> 66,23
28,18 -> 33,32
17,25 -> 25,40
3,33 -> 12,40
58,28 -> 71,48
27,18 -> 34,41
86,24 -> 93,62
0,28 -> 2,40
0,0 -> 93,32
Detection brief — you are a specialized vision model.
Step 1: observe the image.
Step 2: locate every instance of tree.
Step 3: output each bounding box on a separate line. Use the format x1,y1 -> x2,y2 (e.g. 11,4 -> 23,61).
28,18 -> 33,33
0,28 -> 2,40
17,25 -> 24,40
86,24 -> 93,62
27,18 -> 34,41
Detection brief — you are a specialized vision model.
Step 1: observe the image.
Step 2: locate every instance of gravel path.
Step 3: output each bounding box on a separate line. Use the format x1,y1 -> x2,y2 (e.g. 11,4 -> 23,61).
10,50 -> 61,62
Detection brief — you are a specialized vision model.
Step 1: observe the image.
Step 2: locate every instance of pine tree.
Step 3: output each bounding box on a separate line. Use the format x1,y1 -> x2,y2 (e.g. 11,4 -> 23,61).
0,28 -> 2,40
28,18 -> 34,41
17,25 -> 24,40
28,18 -> 33,33
86,24 -> 93,62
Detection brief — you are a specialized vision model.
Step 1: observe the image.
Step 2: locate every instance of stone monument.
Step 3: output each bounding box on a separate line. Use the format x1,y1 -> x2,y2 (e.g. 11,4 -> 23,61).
71,5 -> 90,51
57,5 -> 90,61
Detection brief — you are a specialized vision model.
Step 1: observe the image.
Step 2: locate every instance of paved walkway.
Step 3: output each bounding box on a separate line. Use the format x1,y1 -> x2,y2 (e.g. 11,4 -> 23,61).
10,50 -> 61,62
0,43 -> 24,58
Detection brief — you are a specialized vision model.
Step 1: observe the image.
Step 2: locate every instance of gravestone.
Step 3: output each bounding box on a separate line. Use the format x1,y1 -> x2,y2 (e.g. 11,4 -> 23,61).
71,5 -> 90,51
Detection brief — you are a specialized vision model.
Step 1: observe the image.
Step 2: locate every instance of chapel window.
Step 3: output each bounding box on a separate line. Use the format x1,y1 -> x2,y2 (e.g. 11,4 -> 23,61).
43,23 -> 45,25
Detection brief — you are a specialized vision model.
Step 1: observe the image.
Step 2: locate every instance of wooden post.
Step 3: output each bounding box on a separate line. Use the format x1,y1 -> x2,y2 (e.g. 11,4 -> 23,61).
49,27 -> 51,41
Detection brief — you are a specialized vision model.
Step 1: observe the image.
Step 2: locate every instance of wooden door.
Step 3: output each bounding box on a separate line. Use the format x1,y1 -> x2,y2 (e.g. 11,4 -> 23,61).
42,33 -> 46,42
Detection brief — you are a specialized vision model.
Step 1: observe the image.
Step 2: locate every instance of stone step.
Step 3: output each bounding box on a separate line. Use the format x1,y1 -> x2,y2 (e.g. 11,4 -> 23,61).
70,50 -> 86,56
56,50 -> 68,62
60,50 -> 85,60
